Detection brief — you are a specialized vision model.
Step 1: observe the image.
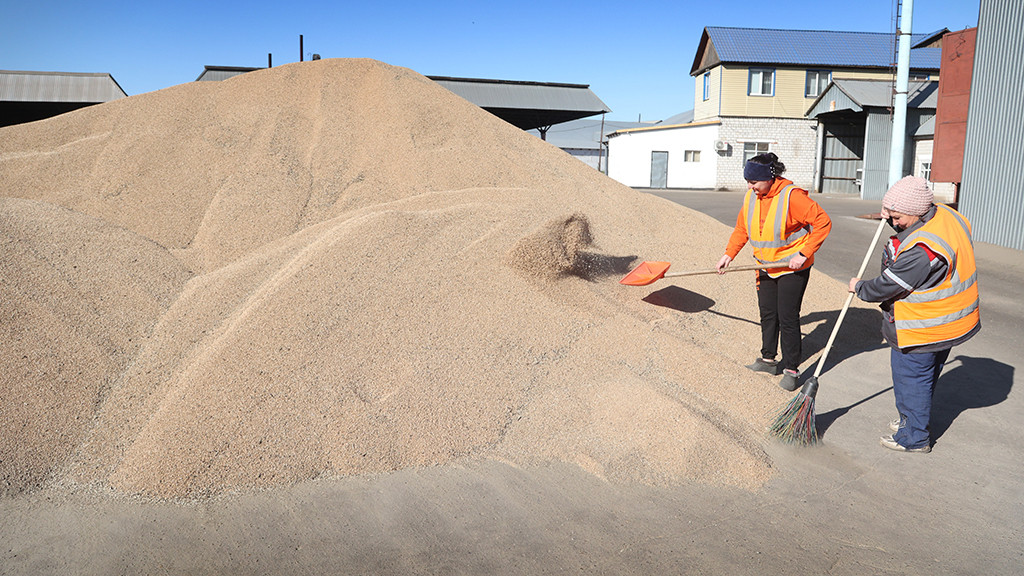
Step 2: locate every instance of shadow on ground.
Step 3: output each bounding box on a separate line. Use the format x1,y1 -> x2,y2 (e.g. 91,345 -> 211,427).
932,355 -> 1014,442
814,354 -> 1013,441
816,387 -> 893,438
800,307 -> 885,372
642,285 -> 759,326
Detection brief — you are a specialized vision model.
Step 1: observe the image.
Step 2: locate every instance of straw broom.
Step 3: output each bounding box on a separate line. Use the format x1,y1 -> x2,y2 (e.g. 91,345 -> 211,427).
769,217 -> 889,445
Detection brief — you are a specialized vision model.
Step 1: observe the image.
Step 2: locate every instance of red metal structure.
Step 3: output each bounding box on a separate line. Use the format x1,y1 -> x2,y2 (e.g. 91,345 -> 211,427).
932,27 -> 978,195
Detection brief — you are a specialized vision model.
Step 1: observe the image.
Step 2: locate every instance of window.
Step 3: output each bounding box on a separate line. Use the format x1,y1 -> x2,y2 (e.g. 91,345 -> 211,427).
703,72 -> 711,101
805,70 -> 831,97
748,69 -> 774,96
684,150 -> 701,162
743,142 -> 770,164
920,161 -> 932,181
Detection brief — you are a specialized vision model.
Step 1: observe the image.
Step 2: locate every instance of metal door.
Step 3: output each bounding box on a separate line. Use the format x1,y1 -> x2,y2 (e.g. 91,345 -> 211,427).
821,120 -> 865,194
650,151 -> 669,189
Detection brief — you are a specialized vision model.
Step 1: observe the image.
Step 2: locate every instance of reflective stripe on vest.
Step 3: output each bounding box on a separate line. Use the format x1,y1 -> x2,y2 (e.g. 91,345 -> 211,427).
742,184 -> 812,276
892,204 -> 980,347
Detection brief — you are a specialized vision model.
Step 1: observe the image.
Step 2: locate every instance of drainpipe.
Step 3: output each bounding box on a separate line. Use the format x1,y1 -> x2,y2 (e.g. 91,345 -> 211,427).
888,0 -> 914,188
814,122 -> 825,193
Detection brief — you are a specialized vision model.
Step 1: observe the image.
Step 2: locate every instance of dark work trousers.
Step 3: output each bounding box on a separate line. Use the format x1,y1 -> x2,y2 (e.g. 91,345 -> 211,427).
755,268 -> 810,372
891,346 -> 951,449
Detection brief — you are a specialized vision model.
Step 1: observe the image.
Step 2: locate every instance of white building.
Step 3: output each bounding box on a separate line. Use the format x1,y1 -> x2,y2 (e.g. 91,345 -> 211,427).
606,120 -> 720,189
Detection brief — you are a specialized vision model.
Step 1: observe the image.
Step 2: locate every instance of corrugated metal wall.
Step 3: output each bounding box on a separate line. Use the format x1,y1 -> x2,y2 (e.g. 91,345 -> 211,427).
862,110 -> 893,199
863,109 -> 932,200
960,0 -> 1024,251
0,72 -> 125,102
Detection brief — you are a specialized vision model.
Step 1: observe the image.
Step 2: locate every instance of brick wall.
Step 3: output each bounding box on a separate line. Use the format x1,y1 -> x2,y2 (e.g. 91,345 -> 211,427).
713,117 -> 820,191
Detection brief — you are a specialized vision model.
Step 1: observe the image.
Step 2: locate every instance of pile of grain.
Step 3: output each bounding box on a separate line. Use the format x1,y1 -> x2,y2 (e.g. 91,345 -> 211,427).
1,58 -> 839,499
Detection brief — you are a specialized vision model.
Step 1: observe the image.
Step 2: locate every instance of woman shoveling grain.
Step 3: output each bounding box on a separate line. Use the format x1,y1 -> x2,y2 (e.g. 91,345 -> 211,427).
715,153 -> 832,392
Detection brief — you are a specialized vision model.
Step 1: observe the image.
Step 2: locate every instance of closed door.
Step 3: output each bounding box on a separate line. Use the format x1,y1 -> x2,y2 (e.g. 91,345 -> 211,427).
650,151 -> 669,188
821,122 -> 864,194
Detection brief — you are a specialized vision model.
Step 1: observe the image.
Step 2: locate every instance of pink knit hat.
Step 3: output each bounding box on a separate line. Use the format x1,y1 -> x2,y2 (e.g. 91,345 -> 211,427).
882,176 -> 933,217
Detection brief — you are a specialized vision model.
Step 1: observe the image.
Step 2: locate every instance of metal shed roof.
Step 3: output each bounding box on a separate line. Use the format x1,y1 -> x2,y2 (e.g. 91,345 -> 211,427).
428,76 -> 610,131
196,66 -> 265,82
527,117 -> 651,149
914,115 -> 935,138
0,70 -> 127,103
806,78 -> 938,117
691,27 -> 946,75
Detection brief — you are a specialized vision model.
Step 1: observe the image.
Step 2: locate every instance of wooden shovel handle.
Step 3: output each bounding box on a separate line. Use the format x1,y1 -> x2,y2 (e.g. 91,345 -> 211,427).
663,261 -> 787,278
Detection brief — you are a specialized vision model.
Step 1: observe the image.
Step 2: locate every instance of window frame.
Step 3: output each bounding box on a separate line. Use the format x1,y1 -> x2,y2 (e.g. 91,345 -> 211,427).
748,68 -> 775,97
702,71 -> 711,101
684,150 -> 701,163
742,142 -> 771,164
805,69 -> 832,98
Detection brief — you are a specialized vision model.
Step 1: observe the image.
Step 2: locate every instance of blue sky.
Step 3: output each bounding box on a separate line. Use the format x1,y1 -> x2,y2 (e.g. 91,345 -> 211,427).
3,0 -> 979,122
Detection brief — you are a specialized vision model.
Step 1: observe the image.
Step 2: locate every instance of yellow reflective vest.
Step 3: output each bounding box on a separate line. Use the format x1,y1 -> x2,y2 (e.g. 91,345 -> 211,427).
893,204 -> 980,348
741,184 -> 814,278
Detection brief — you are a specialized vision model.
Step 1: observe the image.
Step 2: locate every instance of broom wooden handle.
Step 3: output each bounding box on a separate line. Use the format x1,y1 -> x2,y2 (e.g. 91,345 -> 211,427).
811,218 -> 889,379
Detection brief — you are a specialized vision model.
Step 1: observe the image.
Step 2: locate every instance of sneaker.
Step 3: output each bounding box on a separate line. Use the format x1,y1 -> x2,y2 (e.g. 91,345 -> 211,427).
879,435 -> 931,453
779,369 -> 800,392
888,418 -> 901,433
746,358 -> 781,375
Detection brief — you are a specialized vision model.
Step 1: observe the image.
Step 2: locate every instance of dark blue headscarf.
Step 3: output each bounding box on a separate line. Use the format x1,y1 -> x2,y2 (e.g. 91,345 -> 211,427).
743,161 -> 774,181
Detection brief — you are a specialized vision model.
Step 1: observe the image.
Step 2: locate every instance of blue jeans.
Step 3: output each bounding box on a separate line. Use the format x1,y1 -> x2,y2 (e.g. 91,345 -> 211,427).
890,347 -> 951,449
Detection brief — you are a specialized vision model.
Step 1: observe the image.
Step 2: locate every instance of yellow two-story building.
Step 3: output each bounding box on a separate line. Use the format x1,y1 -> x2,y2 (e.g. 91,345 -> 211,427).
609,26 -> 946,195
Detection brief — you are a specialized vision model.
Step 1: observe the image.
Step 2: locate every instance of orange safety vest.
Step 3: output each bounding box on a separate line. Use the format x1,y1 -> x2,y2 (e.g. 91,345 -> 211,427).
893,204 -> 980,348
741,184 -> 814,278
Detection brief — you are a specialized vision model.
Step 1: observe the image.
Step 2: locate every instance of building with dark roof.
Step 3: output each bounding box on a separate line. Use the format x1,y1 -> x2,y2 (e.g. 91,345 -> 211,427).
527,116 -> 652,173
194,64 -> 610,137
427,76 -> 609,134
0,70 -> 127,127
608,26 -> 947,194
806,78 -> 946,200
195,66 -> 264,82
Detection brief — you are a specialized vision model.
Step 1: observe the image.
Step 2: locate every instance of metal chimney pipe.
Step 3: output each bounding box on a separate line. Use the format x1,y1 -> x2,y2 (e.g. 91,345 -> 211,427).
268,53 -> 272,68
300,35 -> 304,62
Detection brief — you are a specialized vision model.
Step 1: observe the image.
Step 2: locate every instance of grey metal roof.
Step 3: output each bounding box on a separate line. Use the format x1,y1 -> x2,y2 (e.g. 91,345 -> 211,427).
691,27 -> 946,75
914,115 -> 935,138
806,79 -> 938,117
527,117 -> 651,149
428,76 -> 610,130
0,70 -> 127,102
661,110 -> 695,125
195,66 -> 264,82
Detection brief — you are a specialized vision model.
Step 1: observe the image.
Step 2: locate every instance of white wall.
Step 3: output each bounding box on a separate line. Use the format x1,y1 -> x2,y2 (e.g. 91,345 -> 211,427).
913,139 -> 957,203
606,123 -> 720,189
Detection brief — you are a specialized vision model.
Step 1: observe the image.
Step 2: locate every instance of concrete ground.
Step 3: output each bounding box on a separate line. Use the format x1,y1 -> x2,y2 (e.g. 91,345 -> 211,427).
1,190 -> 1021,575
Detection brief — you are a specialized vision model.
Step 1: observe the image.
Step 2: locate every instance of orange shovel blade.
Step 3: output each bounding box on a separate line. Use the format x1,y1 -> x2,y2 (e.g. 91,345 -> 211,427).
619,261 -> 671,286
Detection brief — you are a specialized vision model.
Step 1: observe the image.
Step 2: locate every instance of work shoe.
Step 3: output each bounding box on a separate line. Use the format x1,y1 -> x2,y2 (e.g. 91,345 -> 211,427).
746,358 -> 781,375
779,369 -> 800,392
879,435 -> 931,453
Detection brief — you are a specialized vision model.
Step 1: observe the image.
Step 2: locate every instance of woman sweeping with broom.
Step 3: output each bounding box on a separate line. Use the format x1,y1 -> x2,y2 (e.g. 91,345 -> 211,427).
849,176 -> 980,453
716,153 -> 832,392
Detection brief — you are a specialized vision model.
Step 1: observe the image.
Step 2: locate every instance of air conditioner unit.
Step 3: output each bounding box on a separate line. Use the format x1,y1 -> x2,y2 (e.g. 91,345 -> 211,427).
714,139 -> 728,151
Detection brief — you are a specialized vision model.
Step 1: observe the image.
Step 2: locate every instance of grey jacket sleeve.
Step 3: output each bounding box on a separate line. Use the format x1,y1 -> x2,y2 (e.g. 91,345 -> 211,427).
855,244 -> 946,304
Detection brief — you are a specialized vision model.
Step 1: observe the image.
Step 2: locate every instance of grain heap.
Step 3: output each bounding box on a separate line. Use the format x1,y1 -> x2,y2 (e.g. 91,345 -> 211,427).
1,58 -> 840,499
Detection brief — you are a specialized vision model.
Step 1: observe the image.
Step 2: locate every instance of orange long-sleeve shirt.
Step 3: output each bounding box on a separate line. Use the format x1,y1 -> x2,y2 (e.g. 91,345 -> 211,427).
724,178 -> 832,260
